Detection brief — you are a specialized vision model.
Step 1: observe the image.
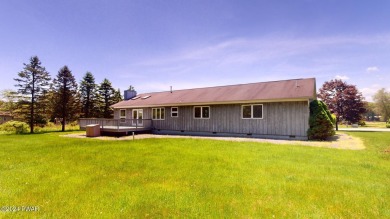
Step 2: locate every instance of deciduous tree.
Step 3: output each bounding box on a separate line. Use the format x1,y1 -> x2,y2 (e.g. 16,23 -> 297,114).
318,79 -> 366,130
364,102 -> 380,121
373,88 -> 390,121
0,89 -> 18,114
14,56 -> 51,133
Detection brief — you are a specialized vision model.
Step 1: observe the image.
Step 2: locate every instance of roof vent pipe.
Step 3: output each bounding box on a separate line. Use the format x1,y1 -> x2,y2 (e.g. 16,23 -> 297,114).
295,80 -> 300,88
170,86 -> 173,93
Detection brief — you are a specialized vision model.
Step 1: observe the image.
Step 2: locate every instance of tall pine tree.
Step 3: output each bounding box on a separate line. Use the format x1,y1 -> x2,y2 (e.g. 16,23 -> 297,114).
52,66 -> 80,131
14,56 -> 51,133
80,72 -> 98,118
98,78 -> 116,118
113,88 -> 123,103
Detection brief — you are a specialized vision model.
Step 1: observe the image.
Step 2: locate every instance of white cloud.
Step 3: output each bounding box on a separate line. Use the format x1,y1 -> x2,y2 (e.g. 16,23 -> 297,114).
111,33 -> 390,94
360,84 -> 382,102
134,34 -> 390,68
335,75 -> 349,80
366,66 -> 379,72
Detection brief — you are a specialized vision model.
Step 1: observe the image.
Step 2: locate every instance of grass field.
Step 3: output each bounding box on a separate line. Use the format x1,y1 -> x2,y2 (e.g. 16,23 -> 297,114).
0,131 -> 389,218
339,121 -> 388,128
363,121 -> 388,128
0,123 -> 80,135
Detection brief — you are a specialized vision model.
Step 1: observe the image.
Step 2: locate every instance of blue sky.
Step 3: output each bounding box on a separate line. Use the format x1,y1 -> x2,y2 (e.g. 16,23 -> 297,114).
1,0 -> 389,101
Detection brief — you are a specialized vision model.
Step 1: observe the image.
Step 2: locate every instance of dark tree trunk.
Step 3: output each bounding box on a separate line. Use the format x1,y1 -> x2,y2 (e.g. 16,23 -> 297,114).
61,119 -> 65,132
30,74 -> 35,133
61,101 -> 66,132
62,102 -> 66,132
30,93 -> 34,133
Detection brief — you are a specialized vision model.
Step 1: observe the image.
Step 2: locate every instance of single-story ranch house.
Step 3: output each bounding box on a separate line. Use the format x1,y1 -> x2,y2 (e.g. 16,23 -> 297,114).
109,78 -> 316,140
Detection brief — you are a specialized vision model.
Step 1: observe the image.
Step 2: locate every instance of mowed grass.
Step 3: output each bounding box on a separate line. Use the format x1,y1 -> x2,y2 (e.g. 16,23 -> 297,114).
0,132 -> 389,218
364,121 -> 388,128
339,121 -> 388,128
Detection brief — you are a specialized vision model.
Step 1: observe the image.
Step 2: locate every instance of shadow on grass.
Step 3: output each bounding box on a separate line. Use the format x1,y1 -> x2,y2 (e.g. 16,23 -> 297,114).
33,129 -> 83,134
0,129 -> 82,135
325,134 -> 341,142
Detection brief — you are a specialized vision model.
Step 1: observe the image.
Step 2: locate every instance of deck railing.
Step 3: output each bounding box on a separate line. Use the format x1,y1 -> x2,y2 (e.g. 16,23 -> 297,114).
79,118 -> 153,131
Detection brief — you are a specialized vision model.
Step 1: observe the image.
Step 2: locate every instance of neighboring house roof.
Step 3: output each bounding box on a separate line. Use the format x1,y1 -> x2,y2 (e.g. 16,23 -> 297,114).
0,112 -> 13,116
112,78 -> 316,108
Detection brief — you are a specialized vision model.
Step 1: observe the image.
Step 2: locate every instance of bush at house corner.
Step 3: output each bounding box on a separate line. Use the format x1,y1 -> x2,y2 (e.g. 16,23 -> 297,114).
307,100 -> 335,140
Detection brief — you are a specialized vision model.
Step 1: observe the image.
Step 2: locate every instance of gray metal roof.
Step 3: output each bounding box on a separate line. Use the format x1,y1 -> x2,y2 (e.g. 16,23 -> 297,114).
112,78 -> 316,108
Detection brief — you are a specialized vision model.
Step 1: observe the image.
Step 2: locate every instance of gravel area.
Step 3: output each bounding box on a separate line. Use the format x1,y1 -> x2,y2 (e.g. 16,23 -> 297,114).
62,132 -> 364,150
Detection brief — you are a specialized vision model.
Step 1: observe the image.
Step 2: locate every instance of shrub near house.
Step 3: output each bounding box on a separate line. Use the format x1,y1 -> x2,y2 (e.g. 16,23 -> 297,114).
307,100 -> 335,140
0,121 -> 29,134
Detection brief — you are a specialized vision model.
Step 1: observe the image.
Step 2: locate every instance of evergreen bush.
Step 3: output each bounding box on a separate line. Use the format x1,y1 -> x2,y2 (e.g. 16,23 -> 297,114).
330,114 -> 337,125
386,119 -> 390,128
307,100 -> 335,140
358,120 -> 366,126
0,121 -> 29,134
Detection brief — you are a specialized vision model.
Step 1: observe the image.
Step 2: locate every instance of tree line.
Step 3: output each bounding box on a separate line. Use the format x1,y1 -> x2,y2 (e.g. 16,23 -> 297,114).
1,56 -> 389,133
1,56 -> 123,133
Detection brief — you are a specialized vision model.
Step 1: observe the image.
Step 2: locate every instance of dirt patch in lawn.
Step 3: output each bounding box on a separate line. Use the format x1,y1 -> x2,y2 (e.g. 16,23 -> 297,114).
62,133 -> 364,150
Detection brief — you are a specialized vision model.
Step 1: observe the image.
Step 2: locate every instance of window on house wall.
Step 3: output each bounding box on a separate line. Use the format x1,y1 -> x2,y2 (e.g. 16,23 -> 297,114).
171,107 -> 178,117
120,109 -> 126,122
242,104 -> 263,119
120,110 -> 126,118
152,108 -> 165,120
194,106 -> 210,119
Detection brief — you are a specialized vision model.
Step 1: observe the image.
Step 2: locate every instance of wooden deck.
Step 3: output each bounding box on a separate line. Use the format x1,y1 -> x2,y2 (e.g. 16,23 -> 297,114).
100,126 -> 151,132
79,118 -> 153,134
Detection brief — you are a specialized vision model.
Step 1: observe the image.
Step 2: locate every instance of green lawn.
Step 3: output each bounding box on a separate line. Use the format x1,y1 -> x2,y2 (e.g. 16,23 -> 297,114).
0,132 -> 389,218
363,121 -> 388,128
339,121 -> 388,128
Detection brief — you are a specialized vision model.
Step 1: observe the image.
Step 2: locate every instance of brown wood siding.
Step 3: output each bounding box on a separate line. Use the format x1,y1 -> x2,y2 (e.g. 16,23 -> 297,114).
113,101 -> 309,137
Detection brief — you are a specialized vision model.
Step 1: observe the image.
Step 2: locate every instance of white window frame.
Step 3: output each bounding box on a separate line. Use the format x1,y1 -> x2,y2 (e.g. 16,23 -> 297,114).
152,108 -> 165,120
132,109 -> 144,126
241,104 -> 263,119
171,107 -> 178,117
194,106 -> 210,119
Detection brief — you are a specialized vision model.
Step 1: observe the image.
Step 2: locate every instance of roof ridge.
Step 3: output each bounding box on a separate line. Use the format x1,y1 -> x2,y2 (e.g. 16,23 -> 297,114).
112,77 -> 316,108
135,77 -> 315,96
